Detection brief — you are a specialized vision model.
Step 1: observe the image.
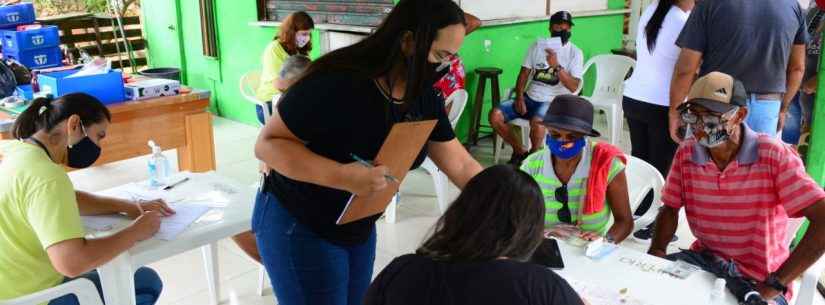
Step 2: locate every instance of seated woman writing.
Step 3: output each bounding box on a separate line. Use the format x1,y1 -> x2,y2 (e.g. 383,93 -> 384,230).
365,165 -> 586,305
0,94 -> 172,305
520,95 -> 634,243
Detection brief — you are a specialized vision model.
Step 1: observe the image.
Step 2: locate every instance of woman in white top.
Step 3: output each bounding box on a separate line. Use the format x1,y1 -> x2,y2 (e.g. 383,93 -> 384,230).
622,0 -> 693,242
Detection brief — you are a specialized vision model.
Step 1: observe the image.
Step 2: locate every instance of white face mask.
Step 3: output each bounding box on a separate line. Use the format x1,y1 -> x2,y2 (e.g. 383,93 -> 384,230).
296,33 -> 310,48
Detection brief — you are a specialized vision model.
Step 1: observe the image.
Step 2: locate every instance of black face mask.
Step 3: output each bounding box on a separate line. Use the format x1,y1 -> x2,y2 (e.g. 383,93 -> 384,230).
67,125 -> 101,169
551,30 -> 572,45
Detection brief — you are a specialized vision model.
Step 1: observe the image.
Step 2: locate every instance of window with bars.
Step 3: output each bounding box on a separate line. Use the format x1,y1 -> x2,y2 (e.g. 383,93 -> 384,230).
200,0 -> 218,57
456,0 -> 610,20
256,0 -> 393,27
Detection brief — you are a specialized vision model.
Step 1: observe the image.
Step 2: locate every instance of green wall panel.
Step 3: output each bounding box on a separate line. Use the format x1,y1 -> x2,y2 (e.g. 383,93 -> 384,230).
141,0 -> 625,143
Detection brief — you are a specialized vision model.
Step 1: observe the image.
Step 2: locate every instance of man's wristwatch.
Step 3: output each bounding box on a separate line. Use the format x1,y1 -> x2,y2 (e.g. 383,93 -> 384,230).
764,273 -> 788,294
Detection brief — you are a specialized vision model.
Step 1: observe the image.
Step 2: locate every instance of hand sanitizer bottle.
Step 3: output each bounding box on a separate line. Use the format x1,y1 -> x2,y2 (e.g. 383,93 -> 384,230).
147,140 -> 170,188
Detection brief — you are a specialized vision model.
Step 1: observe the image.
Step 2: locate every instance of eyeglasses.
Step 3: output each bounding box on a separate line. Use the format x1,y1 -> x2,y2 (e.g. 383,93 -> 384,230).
555,185 -> 572,224
681,108 -> 737,128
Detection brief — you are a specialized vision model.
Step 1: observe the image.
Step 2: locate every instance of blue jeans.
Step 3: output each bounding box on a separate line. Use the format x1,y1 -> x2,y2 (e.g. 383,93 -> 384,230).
782,94 -> 803,145
667,250 -> 788,305
48,267 -> 163,305
255,102 -> 273,125
252,191 -> 377,305
497,94 -> 551,121
746,95 -> 782,137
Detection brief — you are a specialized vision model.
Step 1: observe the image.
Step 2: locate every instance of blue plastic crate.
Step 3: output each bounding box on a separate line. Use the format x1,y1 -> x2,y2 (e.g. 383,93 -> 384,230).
0,4 -> 35,29
15,84 -> 32,100
4,46 -> 62,69
2,26 -> 60,52
37,69 -> 126,105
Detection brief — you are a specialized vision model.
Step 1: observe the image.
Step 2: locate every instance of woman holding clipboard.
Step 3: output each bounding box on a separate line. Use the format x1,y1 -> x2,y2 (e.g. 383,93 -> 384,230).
252,1 -> 483,304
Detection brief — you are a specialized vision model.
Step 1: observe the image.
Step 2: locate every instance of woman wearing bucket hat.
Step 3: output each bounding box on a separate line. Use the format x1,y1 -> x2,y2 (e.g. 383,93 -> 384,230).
520,95 -> 634,243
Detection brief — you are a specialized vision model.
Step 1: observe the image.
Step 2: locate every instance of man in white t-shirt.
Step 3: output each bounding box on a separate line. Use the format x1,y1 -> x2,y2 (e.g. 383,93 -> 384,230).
489,11 -> 585,165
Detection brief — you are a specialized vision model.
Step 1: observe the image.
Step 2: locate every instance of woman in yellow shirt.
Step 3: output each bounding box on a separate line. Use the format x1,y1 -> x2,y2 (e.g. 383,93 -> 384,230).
0,94 -> 173,305
255,11 -> 315,102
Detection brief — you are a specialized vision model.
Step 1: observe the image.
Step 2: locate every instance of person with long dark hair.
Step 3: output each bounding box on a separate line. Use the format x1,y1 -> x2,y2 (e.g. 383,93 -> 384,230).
255,11 -> 315,102
252,0 -> 483,304
622,0 -> 693,243
364,165 -> 585,305
0,94 -> 172,305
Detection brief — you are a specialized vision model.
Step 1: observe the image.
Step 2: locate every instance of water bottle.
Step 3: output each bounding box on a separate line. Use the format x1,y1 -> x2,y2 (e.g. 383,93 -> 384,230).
709,278 -> 727,305
147,140 -> 170,188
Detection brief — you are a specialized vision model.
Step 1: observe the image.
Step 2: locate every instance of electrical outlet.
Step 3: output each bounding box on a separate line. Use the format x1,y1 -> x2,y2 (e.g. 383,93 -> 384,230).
484,39 -> 492,53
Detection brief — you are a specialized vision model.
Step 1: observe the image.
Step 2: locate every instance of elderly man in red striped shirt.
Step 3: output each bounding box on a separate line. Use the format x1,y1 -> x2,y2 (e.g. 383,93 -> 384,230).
648,72 -> 825,305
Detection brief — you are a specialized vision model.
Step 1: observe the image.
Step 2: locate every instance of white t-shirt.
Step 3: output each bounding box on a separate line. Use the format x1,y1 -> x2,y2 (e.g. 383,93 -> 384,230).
623,2 -> 690,107
522,40 -> 584,102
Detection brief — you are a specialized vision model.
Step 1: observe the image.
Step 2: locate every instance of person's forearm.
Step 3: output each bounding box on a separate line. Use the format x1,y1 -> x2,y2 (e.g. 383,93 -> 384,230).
255,136 -> 349,191
670,69 -> 693,111
607,218 -> 633,243
51,231 -> 139,277
774,204 -> 825,286
558,69 -> 580,93
450,156 -> 483,190
648,207 -> 679,254
783,68 -> 805,111
515,69 -> 530,98
76,191 -> 135,216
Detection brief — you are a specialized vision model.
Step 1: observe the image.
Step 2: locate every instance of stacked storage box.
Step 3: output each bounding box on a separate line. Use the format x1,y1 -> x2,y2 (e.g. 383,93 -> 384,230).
0,3 -> 62,69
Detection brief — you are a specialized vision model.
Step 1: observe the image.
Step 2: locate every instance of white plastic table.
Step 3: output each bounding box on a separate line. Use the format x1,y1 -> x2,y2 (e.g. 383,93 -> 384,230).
85,172 -> 255,305
555,240 -> 739,305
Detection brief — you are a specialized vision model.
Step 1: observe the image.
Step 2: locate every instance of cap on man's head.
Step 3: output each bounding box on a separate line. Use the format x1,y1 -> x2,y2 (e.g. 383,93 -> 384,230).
678,71 -> 747,114
542,95 -> 600,137
550,11 -> 574,26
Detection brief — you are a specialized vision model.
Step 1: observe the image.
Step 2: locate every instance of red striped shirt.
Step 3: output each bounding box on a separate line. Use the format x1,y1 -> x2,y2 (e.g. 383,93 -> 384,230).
662,126 -> 825,292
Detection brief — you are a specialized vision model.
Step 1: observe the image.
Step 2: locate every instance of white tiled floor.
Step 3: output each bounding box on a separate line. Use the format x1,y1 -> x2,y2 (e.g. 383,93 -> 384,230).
66,116 -> 824,305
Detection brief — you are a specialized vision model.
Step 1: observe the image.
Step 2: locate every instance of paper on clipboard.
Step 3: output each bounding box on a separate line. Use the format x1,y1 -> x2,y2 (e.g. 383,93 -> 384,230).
336,120 -> 438,225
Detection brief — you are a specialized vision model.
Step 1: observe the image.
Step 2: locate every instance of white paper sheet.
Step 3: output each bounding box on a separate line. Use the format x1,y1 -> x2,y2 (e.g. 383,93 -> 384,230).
153,203 -> 211,240
568,280 -> 648,305
81,203 -> 211,241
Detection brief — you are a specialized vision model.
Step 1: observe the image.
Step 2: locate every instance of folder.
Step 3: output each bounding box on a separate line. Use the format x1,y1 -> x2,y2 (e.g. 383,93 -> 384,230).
336,120 -> 438,225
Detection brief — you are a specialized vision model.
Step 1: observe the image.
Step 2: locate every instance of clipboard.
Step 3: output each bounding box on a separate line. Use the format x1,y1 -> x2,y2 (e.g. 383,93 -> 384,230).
336,120 -> 438,225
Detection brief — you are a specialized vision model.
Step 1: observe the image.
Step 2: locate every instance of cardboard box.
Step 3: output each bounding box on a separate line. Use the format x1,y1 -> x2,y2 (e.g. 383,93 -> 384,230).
124,78 -> 181,101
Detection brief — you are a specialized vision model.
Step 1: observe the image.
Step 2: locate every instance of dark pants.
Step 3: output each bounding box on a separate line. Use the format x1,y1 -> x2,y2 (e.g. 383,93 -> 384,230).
622,96 -> 679,178
667,250 -> 788,305
48,267 -> 163,305
252,190 -> 377,305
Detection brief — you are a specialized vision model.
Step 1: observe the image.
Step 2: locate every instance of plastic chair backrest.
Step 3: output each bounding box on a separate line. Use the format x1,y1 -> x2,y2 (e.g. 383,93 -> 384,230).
445,89 -> 468,129
239,71 -> 262,104
575,54 -> 635,101
0,278 -> 104,305
626,155 -> 665,215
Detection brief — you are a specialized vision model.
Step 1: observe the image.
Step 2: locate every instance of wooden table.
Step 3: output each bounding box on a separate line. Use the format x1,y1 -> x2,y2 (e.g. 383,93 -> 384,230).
0,91 -> 216,172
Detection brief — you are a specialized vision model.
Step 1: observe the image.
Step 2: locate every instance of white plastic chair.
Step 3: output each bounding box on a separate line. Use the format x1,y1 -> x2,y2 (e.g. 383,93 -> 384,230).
385,89 -> 469,224
493,88 -> 533,164
625,156 -> 664,231
787,218 -> 825,305
573,54 -> 636,145
239,71 -> 274,125
0,278 -> 103,305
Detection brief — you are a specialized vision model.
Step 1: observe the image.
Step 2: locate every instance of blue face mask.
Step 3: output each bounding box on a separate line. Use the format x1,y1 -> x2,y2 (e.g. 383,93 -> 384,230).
546,136 -> 586,160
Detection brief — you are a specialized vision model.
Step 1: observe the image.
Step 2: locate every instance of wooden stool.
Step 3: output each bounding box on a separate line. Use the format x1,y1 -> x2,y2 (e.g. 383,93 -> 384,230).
469,67 -> 503,145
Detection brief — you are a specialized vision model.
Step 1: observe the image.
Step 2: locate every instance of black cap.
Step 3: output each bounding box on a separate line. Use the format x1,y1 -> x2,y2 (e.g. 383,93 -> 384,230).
543,95 -> 600,137
550,11 -> 574,26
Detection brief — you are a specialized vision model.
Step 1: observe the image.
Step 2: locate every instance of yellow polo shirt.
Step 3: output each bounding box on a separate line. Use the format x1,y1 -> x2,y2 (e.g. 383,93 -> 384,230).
0,140 -> 84,300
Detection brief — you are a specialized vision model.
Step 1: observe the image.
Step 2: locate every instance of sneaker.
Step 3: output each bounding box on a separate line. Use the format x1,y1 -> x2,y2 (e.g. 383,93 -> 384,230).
632,224 -> 678,244
508,152 -> 528,166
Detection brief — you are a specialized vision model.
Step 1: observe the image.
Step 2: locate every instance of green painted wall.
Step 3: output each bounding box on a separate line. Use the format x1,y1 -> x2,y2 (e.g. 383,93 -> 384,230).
140,0 -> 624,142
